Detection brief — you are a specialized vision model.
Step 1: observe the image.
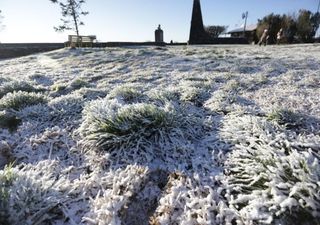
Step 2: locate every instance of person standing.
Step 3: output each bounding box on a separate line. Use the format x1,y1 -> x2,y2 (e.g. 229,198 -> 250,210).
258,29 -> 268,46
277,28 -> 283,45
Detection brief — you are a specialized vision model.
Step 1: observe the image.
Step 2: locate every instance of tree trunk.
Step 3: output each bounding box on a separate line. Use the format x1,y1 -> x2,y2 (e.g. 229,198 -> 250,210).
70,0 -> 79,38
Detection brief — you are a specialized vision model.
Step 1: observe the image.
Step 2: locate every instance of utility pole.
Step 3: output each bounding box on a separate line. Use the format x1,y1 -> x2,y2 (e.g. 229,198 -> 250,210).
317,0 -> 320,13
242,11 -> 248,38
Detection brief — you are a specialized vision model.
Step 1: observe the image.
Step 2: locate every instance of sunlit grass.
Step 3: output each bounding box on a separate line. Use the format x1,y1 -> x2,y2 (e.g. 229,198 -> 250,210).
0,91 -> 47,111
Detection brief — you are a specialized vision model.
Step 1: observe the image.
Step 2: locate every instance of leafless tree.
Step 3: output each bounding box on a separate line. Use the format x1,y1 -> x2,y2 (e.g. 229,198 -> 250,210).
50,0 -> 88,37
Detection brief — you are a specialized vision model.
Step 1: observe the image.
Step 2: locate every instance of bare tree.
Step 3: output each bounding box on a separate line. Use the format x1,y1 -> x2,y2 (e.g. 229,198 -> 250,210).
50,0 -> 88,37
205,25 -> 227,38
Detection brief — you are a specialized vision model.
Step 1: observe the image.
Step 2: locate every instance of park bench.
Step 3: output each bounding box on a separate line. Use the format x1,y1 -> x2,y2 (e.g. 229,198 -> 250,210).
65,35 -> 97,48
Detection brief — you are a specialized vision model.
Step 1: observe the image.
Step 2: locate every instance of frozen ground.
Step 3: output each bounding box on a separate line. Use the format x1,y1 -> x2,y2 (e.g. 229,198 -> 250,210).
0,44 -> 319,225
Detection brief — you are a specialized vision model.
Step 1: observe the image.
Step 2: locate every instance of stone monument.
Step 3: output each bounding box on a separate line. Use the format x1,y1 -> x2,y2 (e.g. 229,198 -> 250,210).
155,25 -> 164,43
189,0 -> 211,44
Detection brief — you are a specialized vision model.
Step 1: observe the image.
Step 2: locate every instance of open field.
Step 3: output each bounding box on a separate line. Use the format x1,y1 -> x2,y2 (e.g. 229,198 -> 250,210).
0,44 -> 319,225
0,43 -> 64,59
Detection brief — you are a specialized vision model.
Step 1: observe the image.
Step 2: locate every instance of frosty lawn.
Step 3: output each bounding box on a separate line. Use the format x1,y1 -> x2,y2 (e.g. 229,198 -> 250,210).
0,45 -> 319,225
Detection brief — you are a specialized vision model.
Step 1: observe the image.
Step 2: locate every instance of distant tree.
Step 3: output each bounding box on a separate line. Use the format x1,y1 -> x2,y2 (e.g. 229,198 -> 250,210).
256,13 -> 283,44
296,10 -> 315,42
257,10 -> 320,44
310,11 -> 320,38
50,0 -> 88,37
205,25 -> 227,38
281,14 -> 297,43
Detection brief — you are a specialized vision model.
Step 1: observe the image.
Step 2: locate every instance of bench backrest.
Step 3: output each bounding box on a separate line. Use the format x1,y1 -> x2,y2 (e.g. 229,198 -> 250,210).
68,35 -> 97,43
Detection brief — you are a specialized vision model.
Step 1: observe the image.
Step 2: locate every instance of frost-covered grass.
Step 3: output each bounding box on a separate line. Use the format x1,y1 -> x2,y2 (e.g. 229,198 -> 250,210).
0,91 -> 47,111
0,45 -> 319,225
108,85 -> 145,103
78,97 -> 200,159
0,111 -> 21,131
267,109 -> 305,128
0,80 -> 44,98
220,115 -> 320,225
80,101 -> 177,151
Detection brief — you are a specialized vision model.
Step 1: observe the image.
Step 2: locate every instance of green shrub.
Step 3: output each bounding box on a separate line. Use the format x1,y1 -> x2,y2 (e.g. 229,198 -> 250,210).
0,91 -> 47,111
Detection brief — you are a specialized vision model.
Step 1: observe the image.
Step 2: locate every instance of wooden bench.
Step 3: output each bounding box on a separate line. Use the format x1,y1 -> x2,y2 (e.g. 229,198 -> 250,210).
65,35 -> 97,47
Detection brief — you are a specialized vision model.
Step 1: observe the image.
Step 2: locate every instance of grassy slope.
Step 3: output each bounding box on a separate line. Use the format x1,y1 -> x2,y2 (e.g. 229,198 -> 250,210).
0,45 -> 319,225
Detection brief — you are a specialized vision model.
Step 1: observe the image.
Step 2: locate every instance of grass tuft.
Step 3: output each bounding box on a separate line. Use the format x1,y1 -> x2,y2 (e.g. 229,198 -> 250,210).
221,115 -> 320,224
70,78 -> 89,89
267,109 -> 304,129
79,99 -> 197,152
0,80 -> 42,98
0,91 -> 47,111
108,85 -> 145,103
0,163 -> 15,224
0,111 -> 21,131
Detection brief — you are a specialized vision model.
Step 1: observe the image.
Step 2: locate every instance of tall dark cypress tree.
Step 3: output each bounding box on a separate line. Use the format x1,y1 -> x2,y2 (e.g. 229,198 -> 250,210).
189,0 -> 210,44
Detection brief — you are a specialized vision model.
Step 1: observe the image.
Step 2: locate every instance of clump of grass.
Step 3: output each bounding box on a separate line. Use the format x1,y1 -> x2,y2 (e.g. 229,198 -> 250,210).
256,74 -> 268,85
180,87 -> 204,104
0,91 -> 47,111
51,82 -> 67,92
184,77 -> 208,82
225,73 -> 236,80
137,49 -> 153,56
79,99 -> 197,152
204,90 -> 239,114
0,163 -> 15,224
148,89 -> 180,105
0,161 -> 66,224
224,141 -> 320,224
224,79 -> 241,91
48,94 -> 84,121
185,50 -> 196,56
0,111 -> 21,131
0,80 -> 41,98
220,115 -> 320,224
267,109 -> 304,129
179,80 -> 211,106
108,85 -> 145,103
70,78 -> 89,89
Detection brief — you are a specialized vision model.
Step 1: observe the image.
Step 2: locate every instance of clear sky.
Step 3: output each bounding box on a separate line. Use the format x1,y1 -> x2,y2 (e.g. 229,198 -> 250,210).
0,0 -> 319,43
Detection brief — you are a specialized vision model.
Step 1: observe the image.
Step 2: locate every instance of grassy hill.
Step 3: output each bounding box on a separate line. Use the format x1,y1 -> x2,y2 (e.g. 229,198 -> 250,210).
0,45 -> 319,225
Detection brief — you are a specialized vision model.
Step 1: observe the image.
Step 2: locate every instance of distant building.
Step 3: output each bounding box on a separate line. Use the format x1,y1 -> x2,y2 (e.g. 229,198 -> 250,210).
228,24 -> 258,44
155,25 -> 164,43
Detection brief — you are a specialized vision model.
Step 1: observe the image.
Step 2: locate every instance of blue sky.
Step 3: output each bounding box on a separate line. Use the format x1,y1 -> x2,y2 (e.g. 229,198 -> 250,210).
0,0 -> 319,43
